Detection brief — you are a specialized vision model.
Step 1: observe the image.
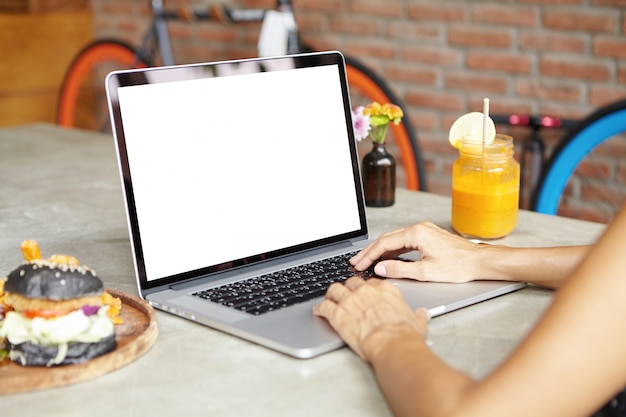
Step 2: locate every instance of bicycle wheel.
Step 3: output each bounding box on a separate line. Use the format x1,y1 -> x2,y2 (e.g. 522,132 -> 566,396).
343,56 -> 426,191
57,40 -> 149,132
534,98 -> 626,217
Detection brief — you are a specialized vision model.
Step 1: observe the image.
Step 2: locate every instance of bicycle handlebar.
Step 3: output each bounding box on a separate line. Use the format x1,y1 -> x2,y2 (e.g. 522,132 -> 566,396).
492,114 -> 578,130
153,3 -> 268,23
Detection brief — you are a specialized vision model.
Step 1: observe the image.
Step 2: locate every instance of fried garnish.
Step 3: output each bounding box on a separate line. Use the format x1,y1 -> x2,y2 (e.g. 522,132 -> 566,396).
47,254 -> 80,267
21,240 -> 42,262
0,277 -> 6,311
21,240 -> 80,266
102,292 -> 123,324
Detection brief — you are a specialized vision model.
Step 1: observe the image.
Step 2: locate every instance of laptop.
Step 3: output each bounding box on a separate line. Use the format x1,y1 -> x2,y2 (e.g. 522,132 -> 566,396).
105,51 -> 525,359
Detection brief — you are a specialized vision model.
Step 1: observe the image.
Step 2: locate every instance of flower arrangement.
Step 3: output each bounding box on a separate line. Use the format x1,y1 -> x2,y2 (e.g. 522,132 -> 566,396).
351,102 -> 404,144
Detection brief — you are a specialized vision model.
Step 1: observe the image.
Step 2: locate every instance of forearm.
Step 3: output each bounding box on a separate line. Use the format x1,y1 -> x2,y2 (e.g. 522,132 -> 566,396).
367,329 -> 475,417
480,245 -> 591,289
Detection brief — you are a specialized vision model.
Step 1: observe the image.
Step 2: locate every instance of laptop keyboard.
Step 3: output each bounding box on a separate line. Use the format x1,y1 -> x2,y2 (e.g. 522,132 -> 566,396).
192,251 -> 376,315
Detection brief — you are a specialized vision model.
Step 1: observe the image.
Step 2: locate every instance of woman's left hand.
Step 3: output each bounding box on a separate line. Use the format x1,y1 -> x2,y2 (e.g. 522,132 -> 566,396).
313,277 -> 430,362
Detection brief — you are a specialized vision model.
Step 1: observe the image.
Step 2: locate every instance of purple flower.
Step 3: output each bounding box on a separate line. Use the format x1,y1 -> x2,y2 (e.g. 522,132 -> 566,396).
351,106 -> 371,141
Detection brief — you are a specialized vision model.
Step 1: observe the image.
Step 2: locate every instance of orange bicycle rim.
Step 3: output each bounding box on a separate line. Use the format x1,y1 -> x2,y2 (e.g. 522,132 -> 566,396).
345,65 -> 419,191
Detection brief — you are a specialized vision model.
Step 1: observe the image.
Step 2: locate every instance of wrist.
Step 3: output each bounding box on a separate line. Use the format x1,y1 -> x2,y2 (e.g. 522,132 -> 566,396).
362,323 -> 427,364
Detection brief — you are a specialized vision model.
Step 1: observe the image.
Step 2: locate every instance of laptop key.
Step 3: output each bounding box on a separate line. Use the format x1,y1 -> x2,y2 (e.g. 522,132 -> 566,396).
192,251 -> 374,315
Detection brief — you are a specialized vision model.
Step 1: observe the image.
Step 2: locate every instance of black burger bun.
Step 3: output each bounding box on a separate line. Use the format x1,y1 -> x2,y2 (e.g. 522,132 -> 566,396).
9,334 -> 116,366
4,260 -> 103,301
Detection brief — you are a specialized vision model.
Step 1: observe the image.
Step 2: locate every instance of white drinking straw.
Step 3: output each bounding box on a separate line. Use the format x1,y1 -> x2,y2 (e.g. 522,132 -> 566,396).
482,97 -> 490,146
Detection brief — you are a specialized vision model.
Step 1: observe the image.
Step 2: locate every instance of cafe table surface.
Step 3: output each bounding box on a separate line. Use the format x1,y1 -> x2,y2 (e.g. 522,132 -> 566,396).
1,124 -> 606,416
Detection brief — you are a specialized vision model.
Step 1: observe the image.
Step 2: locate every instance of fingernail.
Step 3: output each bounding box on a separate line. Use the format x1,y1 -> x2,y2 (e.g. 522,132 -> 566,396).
374,263 -> 386,277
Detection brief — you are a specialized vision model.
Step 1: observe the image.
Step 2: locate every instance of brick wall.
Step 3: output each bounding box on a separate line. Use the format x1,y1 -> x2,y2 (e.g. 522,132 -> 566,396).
90,0 -> 626,223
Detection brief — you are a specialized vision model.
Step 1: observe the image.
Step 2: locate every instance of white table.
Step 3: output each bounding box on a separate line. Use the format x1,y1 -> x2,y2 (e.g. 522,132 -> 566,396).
1,124 -> 605,416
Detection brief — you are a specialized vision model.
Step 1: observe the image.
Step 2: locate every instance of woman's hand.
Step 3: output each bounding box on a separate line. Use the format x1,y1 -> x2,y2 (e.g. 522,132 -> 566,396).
313,277 -> 430,362
350,221 -> 589,288
351,222 -> 488,283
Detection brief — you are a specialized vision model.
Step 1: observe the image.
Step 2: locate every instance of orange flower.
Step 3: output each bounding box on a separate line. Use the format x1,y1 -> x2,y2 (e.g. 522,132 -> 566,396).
382,103 -> 403,123
357,101 -> 404,143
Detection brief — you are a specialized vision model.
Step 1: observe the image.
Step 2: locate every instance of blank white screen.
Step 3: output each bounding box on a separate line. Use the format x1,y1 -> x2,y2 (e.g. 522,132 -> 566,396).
117,64 -> 362,281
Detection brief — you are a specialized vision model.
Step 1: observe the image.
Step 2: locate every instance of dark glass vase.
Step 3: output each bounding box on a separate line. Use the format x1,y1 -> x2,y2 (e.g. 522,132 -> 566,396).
362,142 -> 396,207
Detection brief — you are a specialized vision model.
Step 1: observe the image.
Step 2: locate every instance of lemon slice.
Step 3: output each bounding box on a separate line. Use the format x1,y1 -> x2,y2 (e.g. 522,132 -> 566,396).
449,112 -> 496,149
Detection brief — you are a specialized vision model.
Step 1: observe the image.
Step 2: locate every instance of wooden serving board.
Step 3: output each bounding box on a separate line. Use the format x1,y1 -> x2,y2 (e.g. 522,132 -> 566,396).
0,289 -> 158,394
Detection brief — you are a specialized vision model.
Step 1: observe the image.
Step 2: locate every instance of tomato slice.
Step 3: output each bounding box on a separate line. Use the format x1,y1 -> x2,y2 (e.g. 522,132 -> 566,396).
22,309 -> 72,319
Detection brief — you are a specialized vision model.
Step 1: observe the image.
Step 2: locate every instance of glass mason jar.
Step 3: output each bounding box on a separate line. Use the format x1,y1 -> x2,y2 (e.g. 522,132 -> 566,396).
451,134 -> 520,239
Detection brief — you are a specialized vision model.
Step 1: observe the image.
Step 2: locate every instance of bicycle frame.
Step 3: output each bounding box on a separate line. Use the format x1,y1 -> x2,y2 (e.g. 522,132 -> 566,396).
136,0 -> 175,66
140,0 -> 297,66
492,114 -> 576,210
57,0 -> 427,190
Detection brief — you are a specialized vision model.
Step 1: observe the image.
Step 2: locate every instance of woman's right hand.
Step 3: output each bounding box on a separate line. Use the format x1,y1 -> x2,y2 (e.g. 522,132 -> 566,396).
350,222 -> 496,283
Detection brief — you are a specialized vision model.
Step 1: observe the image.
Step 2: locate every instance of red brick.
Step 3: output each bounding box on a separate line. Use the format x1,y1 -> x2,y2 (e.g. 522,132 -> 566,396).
466,52 -> 532,74
619,65 -> 626,84
519,0 -> 582,4
403,45 -> 461,66
472,4 -> 538,27
592,0 -> 626,6
581,181 -> 626,207
445,72 -> 508,94
238,0 -> 274,7
342,41 -> 396,60
349,0 -> 404,18
575,158 -> 612,179
297,0 -> 343,13
594,37 -> 626,59
617,163 -> 626,183
99,1 -> 145,15
515,79 -> 584,102
407,110 -> 439,131
427,180 -> 453,197
448,26 -> 511,48
405,90 -> 464,112
296,13 -> 330,32
577,207 -> 612,224
519,30 -> 585,53
330,16 -> 380,36
540,57 -> 611,81
304,37 -> 336,53
167,23 -> 194,40
592,136 -> 626,159
387,21 -> 441,41
385,64 -> 438,86
589,88 -> 626,107
406,3 -> 465,22
195,26 -> 239,43
485,102 -> 534,118
543,9 -> 616,33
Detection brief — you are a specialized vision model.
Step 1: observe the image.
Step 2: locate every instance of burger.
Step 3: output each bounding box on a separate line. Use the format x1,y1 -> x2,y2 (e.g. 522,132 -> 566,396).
0,241 -> 120,367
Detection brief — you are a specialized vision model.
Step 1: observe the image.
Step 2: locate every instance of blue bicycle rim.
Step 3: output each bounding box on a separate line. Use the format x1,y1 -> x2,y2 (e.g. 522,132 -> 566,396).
535,108 -> 626,214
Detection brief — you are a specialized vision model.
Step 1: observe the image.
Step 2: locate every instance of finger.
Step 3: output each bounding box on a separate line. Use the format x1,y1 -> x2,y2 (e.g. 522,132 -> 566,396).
350,228 -> 407,265
313,298 -> 336,318
324,282 -> 351,302
344,276 -> 366,290
352,231 -> 410,271
414,307 -> 431,322
374,259 -> 425,280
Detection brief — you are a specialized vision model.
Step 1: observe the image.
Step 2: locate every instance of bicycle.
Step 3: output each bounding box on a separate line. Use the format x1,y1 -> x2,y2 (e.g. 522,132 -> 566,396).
57,0 -> 426,191
493,97 -> 626,221
491,113 -> 578,210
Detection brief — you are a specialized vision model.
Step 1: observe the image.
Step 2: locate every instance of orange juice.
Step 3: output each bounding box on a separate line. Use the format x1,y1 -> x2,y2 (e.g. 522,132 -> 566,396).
451,135 -> 520,239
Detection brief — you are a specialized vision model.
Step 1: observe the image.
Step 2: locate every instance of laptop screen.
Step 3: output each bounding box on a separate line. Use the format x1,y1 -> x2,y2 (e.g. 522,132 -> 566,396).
107,52 -> 367,288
